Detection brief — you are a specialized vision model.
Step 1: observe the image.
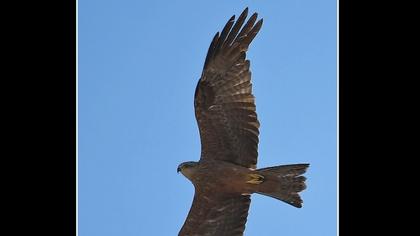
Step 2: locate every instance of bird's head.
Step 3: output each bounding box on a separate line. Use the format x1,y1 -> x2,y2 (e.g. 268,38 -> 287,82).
177,161 -> 199,180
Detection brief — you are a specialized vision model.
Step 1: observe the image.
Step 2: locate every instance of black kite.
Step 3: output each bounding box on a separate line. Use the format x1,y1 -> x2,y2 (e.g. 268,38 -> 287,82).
177,8 -> 309,236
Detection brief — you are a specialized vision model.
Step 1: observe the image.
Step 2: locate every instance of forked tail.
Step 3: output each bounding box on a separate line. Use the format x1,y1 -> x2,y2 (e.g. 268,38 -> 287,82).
255,164 -> 309,208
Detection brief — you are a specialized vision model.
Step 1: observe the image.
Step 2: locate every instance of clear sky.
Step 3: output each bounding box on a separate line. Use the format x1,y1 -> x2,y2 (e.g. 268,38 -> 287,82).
78,0 -> 336,235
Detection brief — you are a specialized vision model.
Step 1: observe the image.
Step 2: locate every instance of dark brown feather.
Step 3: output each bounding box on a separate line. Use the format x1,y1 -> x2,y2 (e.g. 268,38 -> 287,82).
195,8 -> 263,169
179,192 -> 251,236
222,8 -> 248,48
256,164 -> 309,208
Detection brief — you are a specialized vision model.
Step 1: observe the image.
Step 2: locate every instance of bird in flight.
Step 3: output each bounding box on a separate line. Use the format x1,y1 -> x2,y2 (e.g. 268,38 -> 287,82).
177,8 -> 309,236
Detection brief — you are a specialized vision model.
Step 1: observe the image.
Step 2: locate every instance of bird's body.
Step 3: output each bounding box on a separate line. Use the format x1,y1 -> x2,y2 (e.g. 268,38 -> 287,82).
177,8 -> 309,236
181,159 -> 257,195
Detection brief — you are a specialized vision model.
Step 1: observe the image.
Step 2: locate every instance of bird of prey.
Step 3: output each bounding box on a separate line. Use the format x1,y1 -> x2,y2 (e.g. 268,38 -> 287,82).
177,8 -> 309,236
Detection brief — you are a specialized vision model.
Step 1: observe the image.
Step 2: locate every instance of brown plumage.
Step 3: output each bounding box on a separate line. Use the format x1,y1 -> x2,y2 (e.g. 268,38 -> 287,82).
178,8 -> 309,236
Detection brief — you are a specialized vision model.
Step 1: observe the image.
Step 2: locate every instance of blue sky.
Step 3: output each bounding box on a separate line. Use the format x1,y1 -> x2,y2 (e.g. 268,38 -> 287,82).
78,0 -> 336,235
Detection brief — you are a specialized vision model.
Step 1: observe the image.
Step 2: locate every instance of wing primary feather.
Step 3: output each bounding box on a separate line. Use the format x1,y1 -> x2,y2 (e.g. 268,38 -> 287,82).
235,13 -> 258,42
223,8 -> 248,48
203,32 -> 220,70
241,19 -> 263,46
227,18 -> 263,58
224,13 -> 259,58
214,15 -> 235,53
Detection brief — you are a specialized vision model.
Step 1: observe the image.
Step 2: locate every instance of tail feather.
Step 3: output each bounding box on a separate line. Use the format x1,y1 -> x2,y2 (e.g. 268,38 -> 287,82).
255,164 -> 309,208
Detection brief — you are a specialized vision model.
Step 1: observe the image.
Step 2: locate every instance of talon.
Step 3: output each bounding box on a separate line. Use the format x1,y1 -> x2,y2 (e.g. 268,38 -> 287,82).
246,173 -> 264,184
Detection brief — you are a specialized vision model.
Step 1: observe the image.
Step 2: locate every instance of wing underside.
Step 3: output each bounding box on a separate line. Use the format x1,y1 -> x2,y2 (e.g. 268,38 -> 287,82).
194,8 -> 263,169
179,192 -> 251,236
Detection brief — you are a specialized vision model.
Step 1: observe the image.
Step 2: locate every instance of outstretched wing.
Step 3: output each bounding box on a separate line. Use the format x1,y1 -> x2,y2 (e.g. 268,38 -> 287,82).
179,192 -> 251,236
195,8 -> 263,169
